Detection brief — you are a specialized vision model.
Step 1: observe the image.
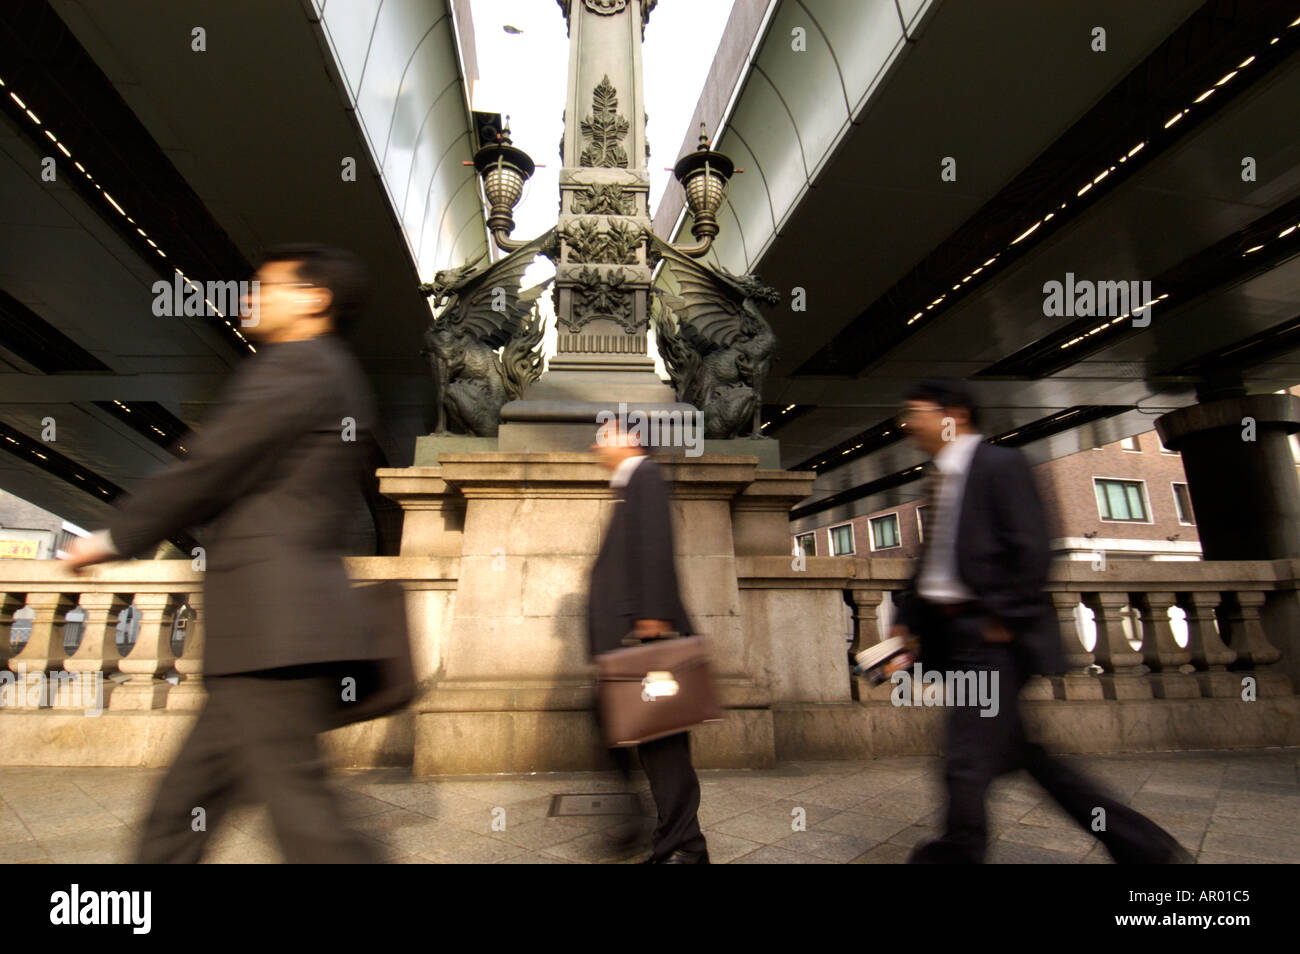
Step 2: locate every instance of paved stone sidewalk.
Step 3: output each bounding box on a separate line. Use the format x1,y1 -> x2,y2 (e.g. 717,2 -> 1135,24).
1,749 -> 1296,864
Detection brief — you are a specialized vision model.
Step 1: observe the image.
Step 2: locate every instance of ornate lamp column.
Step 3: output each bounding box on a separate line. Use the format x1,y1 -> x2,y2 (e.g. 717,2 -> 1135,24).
495,0 -> 679,445
396,0 -> 797,773
421,0 -> 772,452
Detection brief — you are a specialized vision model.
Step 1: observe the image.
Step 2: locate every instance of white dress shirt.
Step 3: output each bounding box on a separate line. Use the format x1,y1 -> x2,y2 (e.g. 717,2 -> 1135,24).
610,452 -> 647,489
916,432 -> 982,603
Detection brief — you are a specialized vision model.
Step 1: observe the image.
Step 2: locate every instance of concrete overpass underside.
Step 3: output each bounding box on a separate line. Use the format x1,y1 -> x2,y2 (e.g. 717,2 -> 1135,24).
654,0 -> 1300,529
0,0 -> 484,542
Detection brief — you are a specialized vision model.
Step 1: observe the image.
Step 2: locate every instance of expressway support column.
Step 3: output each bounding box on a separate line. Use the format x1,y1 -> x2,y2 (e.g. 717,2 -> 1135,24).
1156,389 -> 1299,689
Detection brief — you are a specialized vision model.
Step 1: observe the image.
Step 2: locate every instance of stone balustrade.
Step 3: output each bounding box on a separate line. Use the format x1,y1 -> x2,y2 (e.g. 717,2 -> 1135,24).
0,557 -> 455,715
3,555 -> 1297,707
837,556 -> 1296,701
1,552 -> 1296,767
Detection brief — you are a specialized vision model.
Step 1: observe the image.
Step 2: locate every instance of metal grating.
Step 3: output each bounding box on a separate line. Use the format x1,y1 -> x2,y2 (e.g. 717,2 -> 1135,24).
548,793 -> 644,817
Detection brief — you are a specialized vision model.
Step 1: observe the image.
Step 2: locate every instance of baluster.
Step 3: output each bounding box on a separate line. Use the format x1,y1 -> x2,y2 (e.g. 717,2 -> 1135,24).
0,591 -> 20,669
1180,590 -> 1237,697
846,587 -> 884,655
845,587 -> 886,701
58,591 -> 124,711
0,591 -> 22,670
1134,590 -> 1196,698
167,591 -> 206,710
1049,590 -> 1101,700
1083,591 -> 1151,699
1220,590 -> 1286,698
109,592 -> 176,710
6,592 -> 73,708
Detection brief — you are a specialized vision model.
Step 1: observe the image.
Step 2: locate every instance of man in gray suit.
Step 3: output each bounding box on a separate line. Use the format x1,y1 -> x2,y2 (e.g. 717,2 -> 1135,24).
64,244 -> 384,863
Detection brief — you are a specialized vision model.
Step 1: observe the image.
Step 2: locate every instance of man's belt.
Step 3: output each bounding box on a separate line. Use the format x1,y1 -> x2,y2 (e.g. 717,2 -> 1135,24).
928,599 -> 983,618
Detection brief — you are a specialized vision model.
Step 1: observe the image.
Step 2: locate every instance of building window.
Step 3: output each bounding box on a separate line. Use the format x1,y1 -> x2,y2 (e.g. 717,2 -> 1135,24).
1172,483 -> 1195,525
171,604 -> 193,657
795,533 -> 817,557
916,505 -> 930,542
9,605 -> 35,651
1119,436 -> 1141,452
1157,434 -> 1177,455
1094,478 -> 1149,522
54,528 -> 78,555
829,524 -> 855,556
870,514 -> 901,550
115,604 -> 140,657
63,606 -> 86,654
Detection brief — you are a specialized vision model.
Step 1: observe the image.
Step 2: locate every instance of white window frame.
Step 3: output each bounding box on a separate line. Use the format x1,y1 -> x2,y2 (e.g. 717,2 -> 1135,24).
868,513 -> 901,551
828,522 -> 855,556
1171,482 -> 1196,526
1093,476 -> 1154,524
915,505 -> 930,543
794,532 -> 817,557
1157,434 -> 1178,456
1119,436 -> 1141,452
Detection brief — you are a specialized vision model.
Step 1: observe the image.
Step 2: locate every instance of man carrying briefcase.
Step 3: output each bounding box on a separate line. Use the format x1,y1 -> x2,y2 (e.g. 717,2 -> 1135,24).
588,422 -> 710,864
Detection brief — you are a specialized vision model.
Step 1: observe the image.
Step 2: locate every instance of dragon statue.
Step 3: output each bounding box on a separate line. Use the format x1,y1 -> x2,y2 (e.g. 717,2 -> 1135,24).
419,230 -> 556,436
648,233 -> 779,439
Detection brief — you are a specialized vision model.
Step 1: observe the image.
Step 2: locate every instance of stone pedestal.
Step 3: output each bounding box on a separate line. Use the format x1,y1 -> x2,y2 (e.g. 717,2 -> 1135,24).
379,452 -> 819,774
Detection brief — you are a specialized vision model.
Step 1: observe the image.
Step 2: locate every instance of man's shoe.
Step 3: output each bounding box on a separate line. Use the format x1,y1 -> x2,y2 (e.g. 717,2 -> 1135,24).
907,837 -> 981,864
656,848 -> 710,864
1160,843 -> 1196,864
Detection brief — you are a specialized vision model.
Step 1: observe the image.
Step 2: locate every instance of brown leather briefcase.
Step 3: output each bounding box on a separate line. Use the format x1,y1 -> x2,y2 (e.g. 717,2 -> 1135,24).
327,580 -> 415,729
594,634 -> 723,747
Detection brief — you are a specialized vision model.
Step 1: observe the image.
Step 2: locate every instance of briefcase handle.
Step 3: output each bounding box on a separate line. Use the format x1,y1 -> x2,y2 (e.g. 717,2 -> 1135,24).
620,630 -> 682,647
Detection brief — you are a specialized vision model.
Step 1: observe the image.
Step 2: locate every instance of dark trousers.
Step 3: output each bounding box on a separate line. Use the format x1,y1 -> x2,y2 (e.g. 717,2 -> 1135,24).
597,700 -> 706,860
637,732 -> 707,860
909,608 -> 1182,864
136,666 -> 380,864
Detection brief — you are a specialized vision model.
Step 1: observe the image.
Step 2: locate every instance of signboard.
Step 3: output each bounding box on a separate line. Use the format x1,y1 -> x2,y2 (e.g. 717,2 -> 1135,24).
0,538 -> 41,559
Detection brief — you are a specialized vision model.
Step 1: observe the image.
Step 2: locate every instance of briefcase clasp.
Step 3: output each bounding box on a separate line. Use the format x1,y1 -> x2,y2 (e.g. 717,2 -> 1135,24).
640,671 -> 679,702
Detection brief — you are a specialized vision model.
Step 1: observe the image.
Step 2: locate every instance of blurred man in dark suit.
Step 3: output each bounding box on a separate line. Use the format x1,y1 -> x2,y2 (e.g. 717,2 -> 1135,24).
63,244 -> 384,863
890,378 -> 1191,864
589,423 -> 709,864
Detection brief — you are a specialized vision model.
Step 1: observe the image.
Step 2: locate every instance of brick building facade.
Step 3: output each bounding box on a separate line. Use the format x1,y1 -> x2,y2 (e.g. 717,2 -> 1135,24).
794,429 -> 1214,564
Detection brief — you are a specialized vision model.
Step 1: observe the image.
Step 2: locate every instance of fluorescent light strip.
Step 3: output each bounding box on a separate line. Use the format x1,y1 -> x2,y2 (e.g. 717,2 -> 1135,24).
897,24 -> 1280,338
0,74 -> 253,351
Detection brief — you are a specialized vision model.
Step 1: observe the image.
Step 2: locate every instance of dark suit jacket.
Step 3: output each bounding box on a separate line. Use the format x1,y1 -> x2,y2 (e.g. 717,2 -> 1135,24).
895,442 -> 1065,676
587,457 -> 693,656
106,334 -> 384,676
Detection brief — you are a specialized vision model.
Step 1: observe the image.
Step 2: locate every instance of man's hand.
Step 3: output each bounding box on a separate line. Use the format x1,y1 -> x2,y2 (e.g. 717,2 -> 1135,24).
633,618 -> 673,640
882,655 -> 911,677
883,624 -> 915,675
60,535 -> 117,574
982,618 -> 1014,643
